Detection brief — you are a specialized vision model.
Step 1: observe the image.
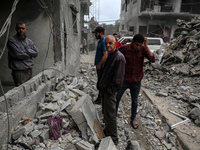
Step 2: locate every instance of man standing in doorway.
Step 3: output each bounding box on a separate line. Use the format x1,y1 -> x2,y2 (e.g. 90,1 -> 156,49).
92,26 -> 108,104
116,34 -> 155,129
7,22 -> 39,86
97,35 -> 125,145
113,33 -> 122,48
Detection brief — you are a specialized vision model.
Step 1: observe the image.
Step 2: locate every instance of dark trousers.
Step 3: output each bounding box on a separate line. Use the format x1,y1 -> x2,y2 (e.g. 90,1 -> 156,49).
96,68 -> 102,100
12,69 -> 32,86
102,92 -> 118,142
116,81 -> 141,121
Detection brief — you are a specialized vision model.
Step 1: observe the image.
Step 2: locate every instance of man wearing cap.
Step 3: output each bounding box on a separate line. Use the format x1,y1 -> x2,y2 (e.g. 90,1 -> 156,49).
92,26 -> 108,104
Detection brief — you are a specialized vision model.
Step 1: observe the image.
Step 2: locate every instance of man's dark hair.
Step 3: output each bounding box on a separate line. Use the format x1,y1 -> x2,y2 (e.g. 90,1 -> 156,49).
132,34 -> 144,43
113,33 -> 117,36
16,21 -> 25,28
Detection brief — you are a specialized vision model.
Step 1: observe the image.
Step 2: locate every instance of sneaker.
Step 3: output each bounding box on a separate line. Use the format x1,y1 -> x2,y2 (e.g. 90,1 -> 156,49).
94,98 -> 101,104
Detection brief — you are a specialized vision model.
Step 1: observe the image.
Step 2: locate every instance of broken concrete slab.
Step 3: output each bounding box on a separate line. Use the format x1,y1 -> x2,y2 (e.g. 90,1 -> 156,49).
75,140 -> 95,150
98,136 -> 116,150
70,94 -> 101,143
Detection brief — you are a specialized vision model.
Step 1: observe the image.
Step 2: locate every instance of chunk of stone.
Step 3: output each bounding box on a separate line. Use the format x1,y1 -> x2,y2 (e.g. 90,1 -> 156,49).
12,127 -> 26,140
126,140 -> 141,150
30,130 -> 42,138
174,51 -> 185,63
70,94 -> 100,143
156,91 -> 168,97
69,88 -> 86,96
39,129 -> 49,142
155,131 -> 165,140
75,140 -> 94,150
98,136 -> 116,150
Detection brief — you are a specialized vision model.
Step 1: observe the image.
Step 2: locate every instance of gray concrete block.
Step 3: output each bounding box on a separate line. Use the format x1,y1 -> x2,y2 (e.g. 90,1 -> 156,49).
30,130 -> 42,138
75,140 -> 95,150
98,136 -> 116,150
12,126 -> 26,140
69,88 -> 86,96
70,94 -> 99,143
25,122 -> 35,135
39,129 -> 49,142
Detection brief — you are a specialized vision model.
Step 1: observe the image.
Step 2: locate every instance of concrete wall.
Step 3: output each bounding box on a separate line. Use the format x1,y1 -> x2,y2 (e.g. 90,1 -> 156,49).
0,0 -> 54,85
0,0 -> 82,147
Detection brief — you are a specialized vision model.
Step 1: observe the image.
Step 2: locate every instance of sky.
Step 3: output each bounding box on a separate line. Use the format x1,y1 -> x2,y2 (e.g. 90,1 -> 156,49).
98,0 -> 121,24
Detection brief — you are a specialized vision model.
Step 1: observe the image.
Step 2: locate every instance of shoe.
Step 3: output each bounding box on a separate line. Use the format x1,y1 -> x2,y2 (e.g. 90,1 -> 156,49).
130,121 -> 139,129
94,98 -> 101,104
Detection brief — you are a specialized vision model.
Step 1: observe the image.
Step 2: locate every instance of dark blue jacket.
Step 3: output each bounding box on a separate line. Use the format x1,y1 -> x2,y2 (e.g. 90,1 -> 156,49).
7,34 -> 39,71
97,49 -> 126,95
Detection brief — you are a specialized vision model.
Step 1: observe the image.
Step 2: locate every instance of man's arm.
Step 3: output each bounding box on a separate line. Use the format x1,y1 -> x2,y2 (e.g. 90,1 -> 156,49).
144,37 -> 153,57
96,50 -> 108,69
24,40 -> 39,58
7,39 -> 30,59
144,37 -> 155,62
107,58 -> 125,95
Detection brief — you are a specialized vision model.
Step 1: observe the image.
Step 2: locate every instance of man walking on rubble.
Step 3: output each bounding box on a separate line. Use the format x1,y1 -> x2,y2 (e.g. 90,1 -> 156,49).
92,26 -> 108,104
116,34 -> 155,129
97,35 -> 126,145
7,22 -> 39,86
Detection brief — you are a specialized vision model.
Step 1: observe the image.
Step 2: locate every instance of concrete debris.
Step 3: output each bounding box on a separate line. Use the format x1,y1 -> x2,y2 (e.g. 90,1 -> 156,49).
98,136 -> 117,150
126,140 -> 141,150
7,54 -> 200,150
75,140 -> 95,150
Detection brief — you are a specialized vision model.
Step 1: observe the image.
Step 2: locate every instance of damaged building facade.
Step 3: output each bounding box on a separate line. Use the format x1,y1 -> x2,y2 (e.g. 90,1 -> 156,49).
0,0 -> 91,148
119,0 -> 200,40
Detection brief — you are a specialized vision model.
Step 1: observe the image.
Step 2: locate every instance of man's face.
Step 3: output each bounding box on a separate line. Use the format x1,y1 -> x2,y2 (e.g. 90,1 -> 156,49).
132,41 -> 143,51
16,24 -> 27,35
95,32 -> 101,39
113,35 -> 117,40
105,36 -> 116,53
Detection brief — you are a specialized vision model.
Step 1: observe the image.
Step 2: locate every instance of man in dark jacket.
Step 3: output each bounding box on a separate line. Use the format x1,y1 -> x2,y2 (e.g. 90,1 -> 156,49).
97,35 -> 126,145
116,34 -> 155,129
7,22 -> 39,86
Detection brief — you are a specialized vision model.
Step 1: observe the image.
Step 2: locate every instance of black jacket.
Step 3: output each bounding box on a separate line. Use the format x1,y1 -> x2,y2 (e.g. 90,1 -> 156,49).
97,49 -> 126,95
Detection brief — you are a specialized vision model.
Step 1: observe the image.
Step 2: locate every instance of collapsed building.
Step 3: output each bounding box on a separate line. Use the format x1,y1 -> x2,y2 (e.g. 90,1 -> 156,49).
119,0 -> 200,39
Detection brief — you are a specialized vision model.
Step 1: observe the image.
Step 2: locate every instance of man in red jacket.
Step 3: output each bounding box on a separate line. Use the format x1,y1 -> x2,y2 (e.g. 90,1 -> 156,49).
116,34 -> 155,129
113,33 -> 122,48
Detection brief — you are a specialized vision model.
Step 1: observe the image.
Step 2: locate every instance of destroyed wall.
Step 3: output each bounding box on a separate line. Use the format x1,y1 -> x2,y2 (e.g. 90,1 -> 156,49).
119,0 -> 200,38
0,0 -> 82,148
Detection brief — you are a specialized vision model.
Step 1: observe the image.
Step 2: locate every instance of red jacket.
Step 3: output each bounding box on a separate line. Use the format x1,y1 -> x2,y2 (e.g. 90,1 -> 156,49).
116,40 -> 122,48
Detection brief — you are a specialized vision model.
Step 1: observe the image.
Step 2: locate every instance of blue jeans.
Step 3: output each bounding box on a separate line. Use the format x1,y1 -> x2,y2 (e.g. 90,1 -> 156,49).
116,80 -> 141,121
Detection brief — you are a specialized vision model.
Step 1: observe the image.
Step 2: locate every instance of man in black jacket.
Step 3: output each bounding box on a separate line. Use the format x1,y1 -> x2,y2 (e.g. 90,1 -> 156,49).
97,35 -> 126,145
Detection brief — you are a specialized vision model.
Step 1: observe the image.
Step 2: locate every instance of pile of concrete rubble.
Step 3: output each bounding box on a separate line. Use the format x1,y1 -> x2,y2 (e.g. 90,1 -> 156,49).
146,16 -> 200,128
6,63 -> 142,150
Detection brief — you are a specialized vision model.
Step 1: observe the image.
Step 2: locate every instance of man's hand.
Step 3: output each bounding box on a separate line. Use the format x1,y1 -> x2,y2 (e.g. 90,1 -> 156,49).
144,37 -> 148,47
96,64 -> 101,70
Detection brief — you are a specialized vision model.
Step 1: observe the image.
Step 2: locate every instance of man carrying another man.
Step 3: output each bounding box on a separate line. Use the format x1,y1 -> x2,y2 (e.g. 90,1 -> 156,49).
116,34 -> 155,129
97,35 -> 126,145
7,22 -> 39,86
